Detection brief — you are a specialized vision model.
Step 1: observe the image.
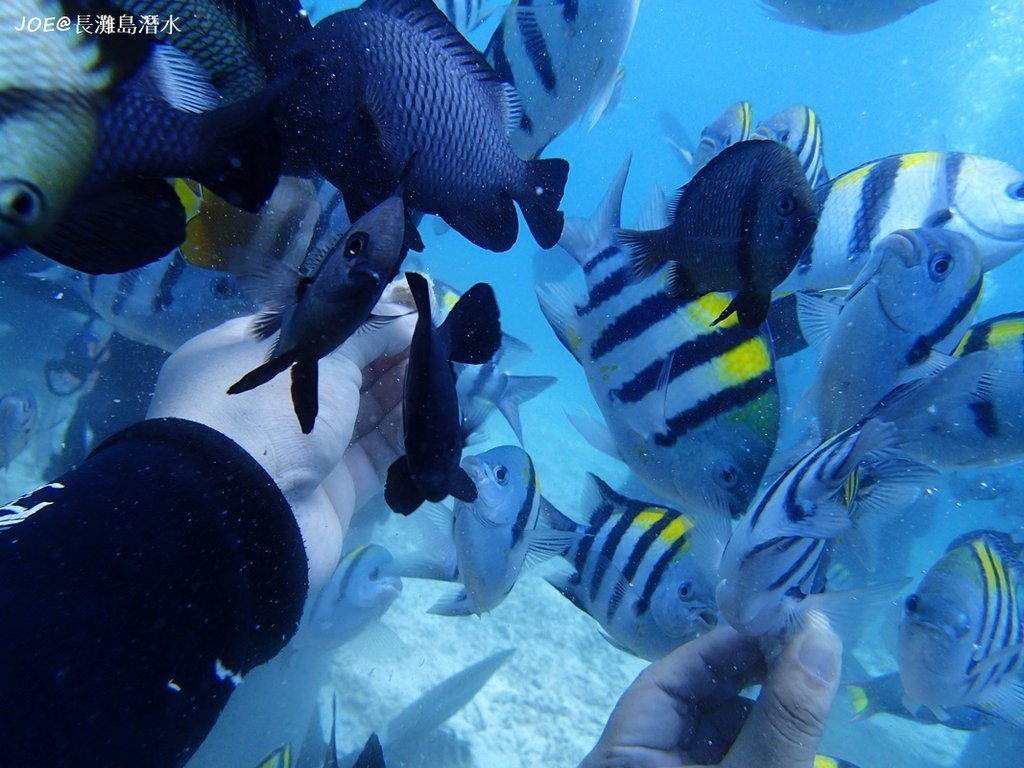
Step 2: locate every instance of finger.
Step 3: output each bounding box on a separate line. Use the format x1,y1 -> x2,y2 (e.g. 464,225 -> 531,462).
338,312 -> 416,371
647,627 -> 765,706
721,618 -> 842,768
686,696 -> 753,765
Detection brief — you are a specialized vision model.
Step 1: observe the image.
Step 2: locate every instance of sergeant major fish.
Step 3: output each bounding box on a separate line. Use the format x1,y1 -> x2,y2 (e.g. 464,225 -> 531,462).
228,190 -> 412,434
541,473 -> 722,661
536,158 -> 780,519
781,152 -> 1024,292
484,0 -> 639,160
751,103 -> 830,188
799,227 -> 983,436
899,529 -> 1024,726
385,272 -> 502,515
666,101 -> 753,177
620,140 -> 818,328
278,0 -> 569,252
0,389 -> 37,470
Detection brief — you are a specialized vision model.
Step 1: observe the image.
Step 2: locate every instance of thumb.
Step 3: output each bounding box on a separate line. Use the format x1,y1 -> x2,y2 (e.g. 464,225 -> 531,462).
722,618 -> 842,768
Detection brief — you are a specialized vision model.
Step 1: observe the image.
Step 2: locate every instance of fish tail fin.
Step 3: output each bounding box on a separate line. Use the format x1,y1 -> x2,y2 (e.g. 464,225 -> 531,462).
442,283 -> 502,365
385,457 -> 425,516
519,158 -> 569,249
496,375 -> 557,444
191,87 -> 282,212
227,354 -> 294,395
619,227 -> 673,281
291,358 -> 319,434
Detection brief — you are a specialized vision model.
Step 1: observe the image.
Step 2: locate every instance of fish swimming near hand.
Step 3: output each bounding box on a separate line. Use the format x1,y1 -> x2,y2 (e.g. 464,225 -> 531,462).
619,139 -> 819,328
541,473 -> 723,661
228,190 -> 412,433
278,0 -> 569,252
484,0 -> 639,160
385,272 -> 502,515
898,529 -> 1024,726
799,226 -> 983,436
0,389 -> 37,470
536,158 -> 781,519
782,151 -> 1024,292
751,103 -> 829,188
760,0 -> 938,35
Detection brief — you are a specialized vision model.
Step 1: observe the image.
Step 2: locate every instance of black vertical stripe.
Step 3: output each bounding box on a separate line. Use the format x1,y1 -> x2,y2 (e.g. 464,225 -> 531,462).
905,275 -> 982,365
654,372 -> 776,446
638,524 -> 691,615
619,510 -> 671,586
590,512 -> 634,603
516,6 -> 557,92
510,457 -> 537,547
154,253 -> 186,313
582,245 -> 621,275
848,156 -> 902,258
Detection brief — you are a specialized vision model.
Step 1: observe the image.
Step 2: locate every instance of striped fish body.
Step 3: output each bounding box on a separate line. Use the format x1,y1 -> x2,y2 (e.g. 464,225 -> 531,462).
485,0 -> 639,160
537,160 -> 780,518
751,104 -> 829,188
449,446 -> 542,614
717,418 -> 895,638
545,474 -> 719,661
806,227 -> 983,436
898,530 -> 1024,725
782,152 -> 1024,292
688,101 -> 752,176
872,314 -> 1024,470
282,0 -> 569,251
69,251 -> 254,353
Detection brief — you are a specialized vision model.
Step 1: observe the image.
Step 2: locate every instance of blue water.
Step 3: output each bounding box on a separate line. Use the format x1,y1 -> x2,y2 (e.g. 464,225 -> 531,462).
5,1 -> 1024,765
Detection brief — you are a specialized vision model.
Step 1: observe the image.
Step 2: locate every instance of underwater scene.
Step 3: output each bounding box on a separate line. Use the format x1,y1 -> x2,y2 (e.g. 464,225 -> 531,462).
4,0 -> 1024,766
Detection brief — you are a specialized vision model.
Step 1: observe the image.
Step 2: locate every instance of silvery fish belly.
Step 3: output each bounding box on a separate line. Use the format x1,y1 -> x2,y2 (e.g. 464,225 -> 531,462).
803,227 -> 983,436
781,152 -> 1024,292
485,0 -> 640,160
536,159 -> 780,519
898,530 -> 1024,726
717,418 -> 896,639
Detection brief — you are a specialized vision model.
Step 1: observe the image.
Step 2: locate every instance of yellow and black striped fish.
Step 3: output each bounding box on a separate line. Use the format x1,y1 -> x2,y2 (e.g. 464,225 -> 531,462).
536,158 -> 780,518
781,152 -> 1024,292
752,103 -> 829,188
542,473 -> 721,661
899,529 -> 1024,726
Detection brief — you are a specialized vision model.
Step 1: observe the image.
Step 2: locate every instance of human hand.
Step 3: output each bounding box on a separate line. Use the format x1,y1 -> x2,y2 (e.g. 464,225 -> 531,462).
147,299 -> 415,592
580,620 -> 842,768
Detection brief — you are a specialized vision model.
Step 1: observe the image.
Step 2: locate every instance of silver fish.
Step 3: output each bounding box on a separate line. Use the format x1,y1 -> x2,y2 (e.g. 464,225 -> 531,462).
760,0 -> 938,34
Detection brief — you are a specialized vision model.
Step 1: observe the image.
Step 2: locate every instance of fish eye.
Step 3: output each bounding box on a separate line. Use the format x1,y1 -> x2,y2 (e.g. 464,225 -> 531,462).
346,232 -> 369,257
778,130 -> 790,143
0,180 -> 45,226
209,276 -> 233,299
494,465 -> 509,485
1007,181 -> 1024,201
713,461 -> 741,490
775,193 -> 797,217
929,252 -> 953,280
678,581 -> 693,600
904,594 -> 920,615
370,567 -> 380,579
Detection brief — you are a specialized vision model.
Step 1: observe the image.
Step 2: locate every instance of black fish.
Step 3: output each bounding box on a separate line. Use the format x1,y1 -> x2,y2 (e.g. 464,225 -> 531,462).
228,191 -> 412,434
277,0 -> 569,252
385,272 -> 501,515
618,140 -> 818,328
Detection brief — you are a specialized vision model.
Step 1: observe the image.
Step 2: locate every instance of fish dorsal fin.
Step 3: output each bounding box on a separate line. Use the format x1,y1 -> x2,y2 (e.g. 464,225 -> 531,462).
558,156 -> 630,267
795,290 -> 841,351
580,473 -> 627,527
638,183 -> 669,231
148,42 -> 221,113
441,282 -> 502,365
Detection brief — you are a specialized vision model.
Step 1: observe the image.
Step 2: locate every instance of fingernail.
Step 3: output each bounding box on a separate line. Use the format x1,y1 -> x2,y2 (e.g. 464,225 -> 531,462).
797,627 -> 841,684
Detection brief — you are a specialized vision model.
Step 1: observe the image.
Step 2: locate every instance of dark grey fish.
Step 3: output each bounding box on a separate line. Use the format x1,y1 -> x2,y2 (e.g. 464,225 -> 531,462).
618,139 -> 818,328
385,271 -> 501,515
227,192 -> 411,434
277,0 -> 569,252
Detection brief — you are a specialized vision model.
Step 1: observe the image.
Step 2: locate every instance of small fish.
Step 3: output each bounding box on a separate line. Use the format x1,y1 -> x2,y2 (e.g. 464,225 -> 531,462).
536,158 -> 780,519
385,272 -> 502,515
668,101 -> 753,177
898,529 -> 1024,726
0,0 -> 143,262
414,446 -> 570,616
751,104 -> 829,188
0,389 -> 37,470
278,0 -> 569,252
228,190 -> 411,434
798,227 -> 983,436
717,418 -> 913,639
619,140 -> 819,328
484,0 -> 640,159
760,0 -> 938,34
292,544 -> 402,652
541,474 -> 722,661
844,670 -> 992,730
782,152 -> 1024,292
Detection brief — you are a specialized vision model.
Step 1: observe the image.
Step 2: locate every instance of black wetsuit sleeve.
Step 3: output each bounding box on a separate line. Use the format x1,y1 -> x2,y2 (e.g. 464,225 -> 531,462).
0,417 -> 309,768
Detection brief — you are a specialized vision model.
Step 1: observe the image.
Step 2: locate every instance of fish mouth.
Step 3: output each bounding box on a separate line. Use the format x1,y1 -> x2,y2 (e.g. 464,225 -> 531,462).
696,608 -> 719,629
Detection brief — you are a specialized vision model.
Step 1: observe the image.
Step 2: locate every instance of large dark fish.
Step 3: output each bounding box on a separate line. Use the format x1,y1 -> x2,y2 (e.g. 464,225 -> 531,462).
228,191 -> 412,434
385,272 -> 501,515
618,139 -> 818,328
277,0 -> 569,252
